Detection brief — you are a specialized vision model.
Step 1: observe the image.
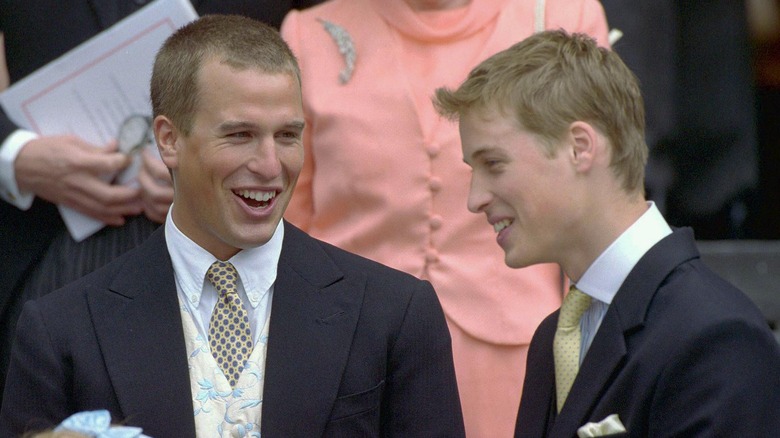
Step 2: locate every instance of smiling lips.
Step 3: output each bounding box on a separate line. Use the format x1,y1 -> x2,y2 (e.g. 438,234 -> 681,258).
236,189 -> 276,208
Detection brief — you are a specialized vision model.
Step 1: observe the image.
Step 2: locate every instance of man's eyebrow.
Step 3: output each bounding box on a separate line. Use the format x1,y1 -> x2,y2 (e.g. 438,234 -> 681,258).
216,119 -> 306,132
286,120 -> 306,130
217,120 -> 259,133
464,146 -> 499,164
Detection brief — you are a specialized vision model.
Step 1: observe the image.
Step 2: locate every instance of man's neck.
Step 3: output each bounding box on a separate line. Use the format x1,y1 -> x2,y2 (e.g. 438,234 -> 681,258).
564,195 -> 649,283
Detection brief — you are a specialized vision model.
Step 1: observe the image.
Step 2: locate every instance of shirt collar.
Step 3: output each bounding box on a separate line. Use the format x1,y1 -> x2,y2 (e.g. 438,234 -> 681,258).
576,202 -> 672,305
164,209 -> 284,308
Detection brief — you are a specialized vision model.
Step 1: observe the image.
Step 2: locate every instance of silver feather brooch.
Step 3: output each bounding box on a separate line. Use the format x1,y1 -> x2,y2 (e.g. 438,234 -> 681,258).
318,18 -> 356,84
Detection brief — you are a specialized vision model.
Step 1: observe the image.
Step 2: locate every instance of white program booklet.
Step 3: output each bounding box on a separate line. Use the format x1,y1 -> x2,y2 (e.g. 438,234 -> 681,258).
0,0 -> 198,241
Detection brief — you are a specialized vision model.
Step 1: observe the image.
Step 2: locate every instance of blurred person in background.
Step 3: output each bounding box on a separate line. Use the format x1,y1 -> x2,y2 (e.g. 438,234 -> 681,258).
600,0 -> 759,240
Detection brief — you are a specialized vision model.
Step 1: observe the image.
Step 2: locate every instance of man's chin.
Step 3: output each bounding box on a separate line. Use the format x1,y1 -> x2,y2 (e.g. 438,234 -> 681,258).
504,252 -> 534,269
504,255 -> 523,269
232,224 -> 279,249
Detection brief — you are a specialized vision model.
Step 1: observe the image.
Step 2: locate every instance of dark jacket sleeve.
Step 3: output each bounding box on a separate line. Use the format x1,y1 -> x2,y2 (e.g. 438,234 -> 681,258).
378,280 -> 466,437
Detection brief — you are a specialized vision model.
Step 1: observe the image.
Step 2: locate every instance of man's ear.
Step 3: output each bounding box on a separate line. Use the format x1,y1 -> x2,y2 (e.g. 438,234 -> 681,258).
568,121 -> 598,173
154,115 -> 179,170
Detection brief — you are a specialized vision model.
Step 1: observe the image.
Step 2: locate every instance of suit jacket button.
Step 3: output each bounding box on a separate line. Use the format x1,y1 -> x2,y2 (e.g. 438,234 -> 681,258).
429,176 -> 442,192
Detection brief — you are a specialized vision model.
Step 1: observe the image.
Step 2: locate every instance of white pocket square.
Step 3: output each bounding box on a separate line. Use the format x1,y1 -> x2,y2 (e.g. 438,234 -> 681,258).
577,414 -> 627,437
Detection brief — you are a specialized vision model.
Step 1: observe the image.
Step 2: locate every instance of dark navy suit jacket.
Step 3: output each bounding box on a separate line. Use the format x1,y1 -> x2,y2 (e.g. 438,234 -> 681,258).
515,228 -> 780,437
0,222 -> 465,437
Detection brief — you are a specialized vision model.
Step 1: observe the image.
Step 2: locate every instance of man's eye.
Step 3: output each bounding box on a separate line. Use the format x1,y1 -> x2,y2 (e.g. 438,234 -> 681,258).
483,159 -> 506,173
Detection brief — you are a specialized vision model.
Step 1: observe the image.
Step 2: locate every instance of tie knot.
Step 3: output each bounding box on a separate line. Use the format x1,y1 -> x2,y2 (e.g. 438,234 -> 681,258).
558,286 -> 592,329
207,261 -> 239,296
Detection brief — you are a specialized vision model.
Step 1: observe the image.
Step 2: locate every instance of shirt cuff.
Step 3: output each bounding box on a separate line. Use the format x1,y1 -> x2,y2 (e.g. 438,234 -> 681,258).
0,129 -> 39,210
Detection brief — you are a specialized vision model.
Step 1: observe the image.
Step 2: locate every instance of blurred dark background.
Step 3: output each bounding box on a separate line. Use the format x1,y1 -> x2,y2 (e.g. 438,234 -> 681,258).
600,0 -> 779,241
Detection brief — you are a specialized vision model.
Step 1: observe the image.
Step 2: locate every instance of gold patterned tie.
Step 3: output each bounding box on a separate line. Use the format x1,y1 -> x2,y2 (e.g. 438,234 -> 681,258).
554,286 -> 592,412
207,261 -> 253,388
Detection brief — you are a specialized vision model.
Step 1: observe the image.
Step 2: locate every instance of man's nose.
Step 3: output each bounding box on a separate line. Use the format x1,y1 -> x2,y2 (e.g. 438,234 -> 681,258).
246,138 -> 283,177
467,177 -> 491,213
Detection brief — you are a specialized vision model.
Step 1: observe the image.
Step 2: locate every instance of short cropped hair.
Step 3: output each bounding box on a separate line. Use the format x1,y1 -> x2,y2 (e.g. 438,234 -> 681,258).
151,14 -> 301,135
434,29 -> 648,194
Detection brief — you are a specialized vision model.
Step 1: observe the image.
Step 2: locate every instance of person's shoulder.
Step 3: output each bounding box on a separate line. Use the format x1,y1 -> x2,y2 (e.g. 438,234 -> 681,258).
629,255 -> 771,363
659,256 -> 765,322
31,254 -> 126,312
625,227 -> 770,339
285,223 -> 427,288
653,229 -> 759,318
36,229 -> 163,307
312,236 -> 423,281
282,0 -> 353,25
16,262 -> 119,334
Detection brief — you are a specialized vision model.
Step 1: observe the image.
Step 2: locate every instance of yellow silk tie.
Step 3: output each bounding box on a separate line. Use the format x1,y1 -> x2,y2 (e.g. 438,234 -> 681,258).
207,261 -> 253,388
554,286 -> 592,412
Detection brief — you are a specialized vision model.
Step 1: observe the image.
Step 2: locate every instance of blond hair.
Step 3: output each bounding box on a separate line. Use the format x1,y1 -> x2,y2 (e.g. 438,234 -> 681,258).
434,29 -> 648,194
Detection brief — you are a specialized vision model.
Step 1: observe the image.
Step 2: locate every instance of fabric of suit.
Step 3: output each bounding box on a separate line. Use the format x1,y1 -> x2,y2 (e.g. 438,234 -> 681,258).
515,228 -> 780,437
0,0 -> 323,408
0,222 -> 465,437
599,0 -> 758,234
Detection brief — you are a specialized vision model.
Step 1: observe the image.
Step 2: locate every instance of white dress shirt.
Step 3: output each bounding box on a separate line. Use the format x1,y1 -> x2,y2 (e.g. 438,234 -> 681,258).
164,208 -> 281,343
0,129 -> 38,209
574,202 -> 672,363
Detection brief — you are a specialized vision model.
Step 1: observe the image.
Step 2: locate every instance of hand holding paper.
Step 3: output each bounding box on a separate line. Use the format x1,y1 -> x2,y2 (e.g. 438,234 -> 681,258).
0,0 -> 197,240
14,135 -> 142,226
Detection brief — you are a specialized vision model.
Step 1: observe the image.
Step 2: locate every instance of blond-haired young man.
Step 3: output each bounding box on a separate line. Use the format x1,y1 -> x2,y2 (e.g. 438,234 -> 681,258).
435,29 -> 780,437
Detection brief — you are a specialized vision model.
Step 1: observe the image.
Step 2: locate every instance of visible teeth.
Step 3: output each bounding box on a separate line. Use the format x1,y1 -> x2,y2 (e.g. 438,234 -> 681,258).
493,219 -> 512,233
239,190 -> 275,202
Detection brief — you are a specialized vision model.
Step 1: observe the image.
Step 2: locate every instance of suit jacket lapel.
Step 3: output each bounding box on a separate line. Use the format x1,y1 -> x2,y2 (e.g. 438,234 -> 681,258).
516,315 -> 558,437
262,223 -> 364,435
550,310 -> 627,436
87,229 -> 195,437
550,228 -> 700,437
